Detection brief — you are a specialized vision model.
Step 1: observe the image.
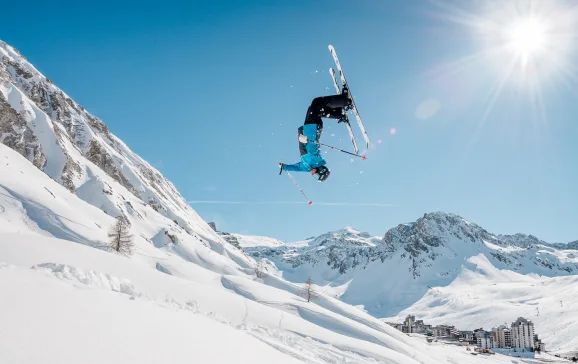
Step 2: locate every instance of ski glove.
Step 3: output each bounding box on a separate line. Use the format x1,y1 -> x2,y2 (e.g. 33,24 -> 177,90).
298,134 -> 308,144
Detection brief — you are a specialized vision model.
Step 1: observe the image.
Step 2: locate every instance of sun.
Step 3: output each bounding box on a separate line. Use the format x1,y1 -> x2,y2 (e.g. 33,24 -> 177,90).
505,17 -> 548,67
421,0 -> 578,158
425,0 -> 578,88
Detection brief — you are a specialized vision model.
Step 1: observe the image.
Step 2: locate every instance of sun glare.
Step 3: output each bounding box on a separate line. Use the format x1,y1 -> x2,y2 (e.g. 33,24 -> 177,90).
506,18 -> 547,65
424,0 -> 578,160
427,0 -> 578,89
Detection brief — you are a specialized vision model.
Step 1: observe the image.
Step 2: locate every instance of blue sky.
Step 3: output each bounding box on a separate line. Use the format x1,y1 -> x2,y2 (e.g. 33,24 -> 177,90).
2,0 -> 577,243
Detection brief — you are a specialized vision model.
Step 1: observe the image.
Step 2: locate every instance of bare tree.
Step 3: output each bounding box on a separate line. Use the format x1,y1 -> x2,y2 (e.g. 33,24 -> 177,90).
299,276 -> 318,302
253,260 -> 266,279
108,216 -> 134,256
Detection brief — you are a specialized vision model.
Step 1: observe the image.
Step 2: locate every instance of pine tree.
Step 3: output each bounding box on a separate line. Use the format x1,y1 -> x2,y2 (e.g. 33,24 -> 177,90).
108,216 -> 134,256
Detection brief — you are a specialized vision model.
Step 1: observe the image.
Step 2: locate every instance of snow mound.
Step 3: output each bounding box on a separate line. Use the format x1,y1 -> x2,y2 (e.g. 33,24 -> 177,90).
31,263 -> 143,298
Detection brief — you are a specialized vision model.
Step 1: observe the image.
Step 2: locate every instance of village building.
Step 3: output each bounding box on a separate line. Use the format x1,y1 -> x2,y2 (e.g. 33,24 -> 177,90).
533,334 -> 545,353
475,330 -> 493,349
459,330 -> 475,344
492,325 -> 512,348
511,317 -> 535,351
386,315 -> 542,354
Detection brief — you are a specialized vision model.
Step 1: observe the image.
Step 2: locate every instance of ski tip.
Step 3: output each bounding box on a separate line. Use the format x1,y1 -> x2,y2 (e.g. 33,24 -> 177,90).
308,201 -> 313,205
362,154 -> 367,161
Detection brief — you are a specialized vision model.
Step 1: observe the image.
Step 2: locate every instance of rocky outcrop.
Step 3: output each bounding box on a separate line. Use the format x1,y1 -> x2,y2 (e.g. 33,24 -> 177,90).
0,94 -> 46,169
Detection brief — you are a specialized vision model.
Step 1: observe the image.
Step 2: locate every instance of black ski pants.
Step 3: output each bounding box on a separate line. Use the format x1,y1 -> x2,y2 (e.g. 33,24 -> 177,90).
298,93 -> 349,156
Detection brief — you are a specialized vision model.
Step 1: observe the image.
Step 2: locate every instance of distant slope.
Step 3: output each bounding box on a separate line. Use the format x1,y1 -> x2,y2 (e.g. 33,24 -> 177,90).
234,234 -> 285,248
386,253 -> 578,353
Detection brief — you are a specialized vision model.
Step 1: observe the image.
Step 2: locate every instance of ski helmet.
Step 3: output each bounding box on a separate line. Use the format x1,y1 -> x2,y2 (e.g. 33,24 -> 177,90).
315,165 -> 330,182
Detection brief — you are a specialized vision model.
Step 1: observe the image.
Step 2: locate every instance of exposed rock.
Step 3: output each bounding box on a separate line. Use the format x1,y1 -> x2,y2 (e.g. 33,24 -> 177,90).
86,140 -> 134,192
0,94 -> 46,169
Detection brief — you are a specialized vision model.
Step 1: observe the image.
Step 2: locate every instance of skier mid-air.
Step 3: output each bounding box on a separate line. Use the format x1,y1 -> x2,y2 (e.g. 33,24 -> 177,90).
278,87 -> 353,182
279,45 -> 369,202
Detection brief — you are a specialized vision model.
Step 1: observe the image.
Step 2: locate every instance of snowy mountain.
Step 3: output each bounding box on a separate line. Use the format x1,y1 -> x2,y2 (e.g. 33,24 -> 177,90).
1,40 -> 550,363
0,40 -> 251,273
551,240 -> 578,250
244,212 -> 578,316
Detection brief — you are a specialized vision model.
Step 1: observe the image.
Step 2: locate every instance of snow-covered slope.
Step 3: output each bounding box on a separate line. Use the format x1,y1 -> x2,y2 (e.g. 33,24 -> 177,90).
5,230 -> 561,364
234,234 -> 285,248
0,261 -> 302,364
0,40 -> 249,271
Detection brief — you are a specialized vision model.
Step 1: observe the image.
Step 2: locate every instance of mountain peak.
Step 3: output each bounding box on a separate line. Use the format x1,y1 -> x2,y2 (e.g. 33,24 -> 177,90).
309,226 -> 378,247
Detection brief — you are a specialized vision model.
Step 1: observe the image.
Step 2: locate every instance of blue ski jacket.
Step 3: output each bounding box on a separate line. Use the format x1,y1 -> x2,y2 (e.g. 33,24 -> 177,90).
282,124 -> 326,172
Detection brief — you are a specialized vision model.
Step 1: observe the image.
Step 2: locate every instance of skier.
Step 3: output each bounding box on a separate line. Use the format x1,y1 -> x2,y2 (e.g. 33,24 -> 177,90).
279,87 -> 353,182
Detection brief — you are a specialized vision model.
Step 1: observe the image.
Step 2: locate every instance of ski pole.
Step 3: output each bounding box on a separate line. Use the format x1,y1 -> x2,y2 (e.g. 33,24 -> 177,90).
285,171 -> 312,205
319,142 -> 366,160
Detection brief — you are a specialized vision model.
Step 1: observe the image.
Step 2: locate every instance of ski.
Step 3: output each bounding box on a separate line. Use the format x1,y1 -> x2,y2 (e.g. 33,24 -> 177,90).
329,67 -> 359,155
328,45 -> 370,150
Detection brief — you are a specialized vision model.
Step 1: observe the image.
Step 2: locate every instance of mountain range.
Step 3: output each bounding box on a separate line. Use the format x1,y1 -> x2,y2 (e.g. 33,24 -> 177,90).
233,212 -> 578,353
242,212 -> 578,313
